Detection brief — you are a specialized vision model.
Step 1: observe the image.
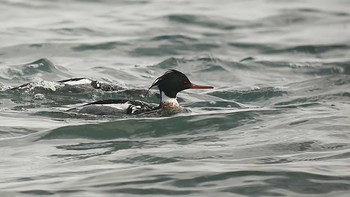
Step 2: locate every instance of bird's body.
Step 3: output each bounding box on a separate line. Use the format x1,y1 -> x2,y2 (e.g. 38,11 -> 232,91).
68,70 -> 213,116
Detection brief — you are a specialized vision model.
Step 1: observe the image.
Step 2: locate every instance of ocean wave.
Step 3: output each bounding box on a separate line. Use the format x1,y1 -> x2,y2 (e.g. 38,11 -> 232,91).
36,109 -> 263,140
209,87 -> 287,103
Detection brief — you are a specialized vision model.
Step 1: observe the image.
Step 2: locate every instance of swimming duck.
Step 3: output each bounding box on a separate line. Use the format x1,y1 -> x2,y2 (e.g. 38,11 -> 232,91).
68,69 -> 213,116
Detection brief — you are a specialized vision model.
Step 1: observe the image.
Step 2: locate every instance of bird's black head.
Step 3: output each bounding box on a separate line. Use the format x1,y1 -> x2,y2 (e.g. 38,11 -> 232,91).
149,69 -> 213,98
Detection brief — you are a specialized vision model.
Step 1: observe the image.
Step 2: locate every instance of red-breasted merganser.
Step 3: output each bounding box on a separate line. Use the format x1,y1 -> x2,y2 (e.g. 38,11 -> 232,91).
68,70 -> 213,116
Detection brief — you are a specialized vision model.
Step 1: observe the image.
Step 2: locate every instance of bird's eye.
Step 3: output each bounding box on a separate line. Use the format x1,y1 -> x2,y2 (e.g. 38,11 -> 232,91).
184,80 -> 189,84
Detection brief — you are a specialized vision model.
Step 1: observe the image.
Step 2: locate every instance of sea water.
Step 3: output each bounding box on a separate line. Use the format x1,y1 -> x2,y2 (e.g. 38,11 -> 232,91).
0,0 -> 350,196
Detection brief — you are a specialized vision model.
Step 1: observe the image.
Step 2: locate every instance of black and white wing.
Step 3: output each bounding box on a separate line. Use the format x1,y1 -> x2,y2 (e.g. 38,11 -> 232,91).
67,99 -> 158,115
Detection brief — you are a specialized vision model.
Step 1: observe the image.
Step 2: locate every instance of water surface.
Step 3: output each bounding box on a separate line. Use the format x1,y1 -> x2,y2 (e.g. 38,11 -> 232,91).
0,0 -> 350,196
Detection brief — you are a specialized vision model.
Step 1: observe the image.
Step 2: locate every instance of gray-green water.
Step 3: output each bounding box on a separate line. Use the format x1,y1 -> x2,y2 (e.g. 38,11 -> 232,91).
1,0 -> 350,196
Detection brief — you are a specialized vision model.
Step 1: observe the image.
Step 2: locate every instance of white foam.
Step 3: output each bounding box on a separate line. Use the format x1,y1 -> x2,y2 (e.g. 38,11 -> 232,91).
19,81 -> 64,92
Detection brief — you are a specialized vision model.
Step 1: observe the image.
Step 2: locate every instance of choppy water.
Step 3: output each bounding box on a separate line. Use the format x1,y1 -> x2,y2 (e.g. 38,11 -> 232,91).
1,0 -> 350,196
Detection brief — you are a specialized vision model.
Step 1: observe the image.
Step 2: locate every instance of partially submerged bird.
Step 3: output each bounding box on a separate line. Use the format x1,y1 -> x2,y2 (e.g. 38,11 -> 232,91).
68,70 -> 213,116
9,78 -> 121,93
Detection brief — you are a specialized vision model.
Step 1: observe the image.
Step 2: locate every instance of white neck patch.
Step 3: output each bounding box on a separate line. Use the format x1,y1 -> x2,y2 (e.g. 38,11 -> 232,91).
161,91 -> 179,106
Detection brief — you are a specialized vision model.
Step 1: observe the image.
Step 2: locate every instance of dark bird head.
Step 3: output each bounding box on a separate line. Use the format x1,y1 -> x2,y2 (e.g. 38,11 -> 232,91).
149,69 -> 213,98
